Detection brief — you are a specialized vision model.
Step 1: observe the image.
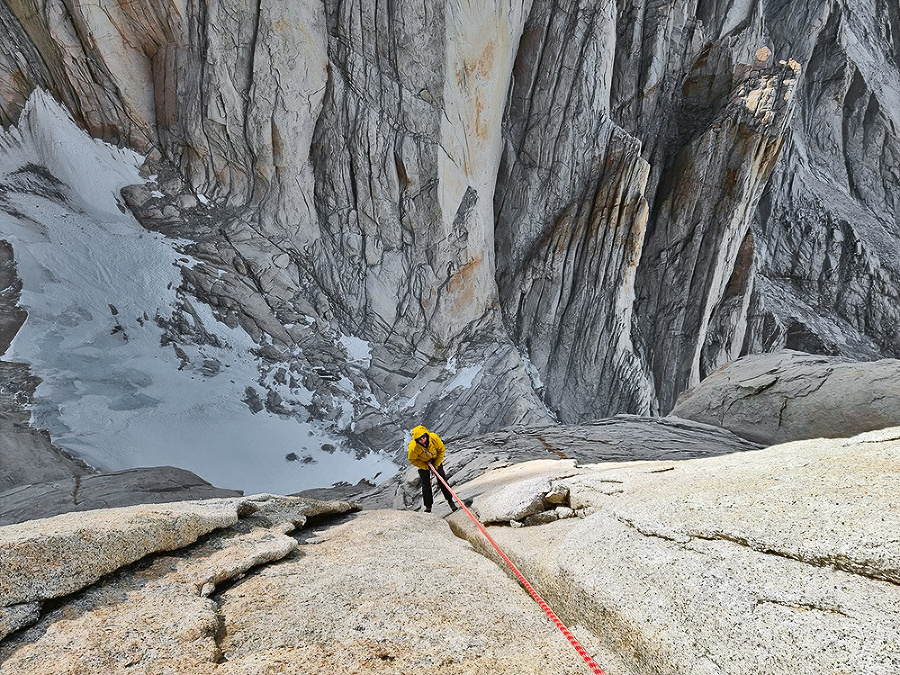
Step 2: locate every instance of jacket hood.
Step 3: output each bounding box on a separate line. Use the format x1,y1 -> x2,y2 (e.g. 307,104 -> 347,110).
411,425 -> 429,439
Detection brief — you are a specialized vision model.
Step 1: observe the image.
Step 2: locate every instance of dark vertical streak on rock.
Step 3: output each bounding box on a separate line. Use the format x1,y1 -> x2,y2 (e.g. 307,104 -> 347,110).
243,0 -> 263,204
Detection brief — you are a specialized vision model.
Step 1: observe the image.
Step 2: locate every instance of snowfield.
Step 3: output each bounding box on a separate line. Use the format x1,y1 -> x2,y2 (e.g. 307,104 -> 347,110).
0,91 -> 397,495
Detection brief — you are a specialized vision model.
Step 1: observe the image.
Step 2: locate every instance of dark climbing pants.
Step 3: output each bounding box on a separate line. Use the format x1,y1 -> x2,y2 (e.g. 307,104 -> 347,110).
418,464 -> 454,509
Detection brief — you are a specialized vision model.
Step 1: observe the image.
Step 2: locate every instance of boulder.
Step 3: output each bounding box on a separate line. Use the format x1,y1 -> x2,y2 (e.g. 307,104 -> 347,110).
671,351 -> 900,445
543,484 -> 569,505
0,494 -> 359,642
0,499 -> 246,608
523,510 -> 562,527
467,461 -> 577,524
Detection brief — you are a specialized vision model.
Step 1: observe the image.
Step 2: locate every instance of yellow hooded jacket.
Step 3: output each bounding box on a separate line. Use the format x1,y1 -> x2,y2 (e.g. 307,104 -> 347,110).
407,425 -> 445,470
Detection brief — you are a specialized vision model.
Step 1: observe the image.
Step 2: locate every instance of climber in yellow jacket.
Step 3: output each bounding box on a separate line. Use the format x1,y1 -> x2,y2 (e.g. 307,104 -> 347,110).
408,425 -> 458,513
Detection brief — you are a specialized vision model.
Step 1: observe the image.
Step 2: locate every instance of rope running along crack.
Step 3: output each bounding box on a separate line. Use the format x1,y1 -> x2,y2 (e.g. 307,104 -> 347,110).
428,462 -> 605,675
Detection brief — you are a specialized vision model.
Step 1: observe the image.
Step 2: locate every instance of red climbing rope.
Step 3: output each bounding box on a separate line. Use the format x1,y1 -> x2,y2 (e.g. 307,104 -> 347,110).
428,463 -> 605,675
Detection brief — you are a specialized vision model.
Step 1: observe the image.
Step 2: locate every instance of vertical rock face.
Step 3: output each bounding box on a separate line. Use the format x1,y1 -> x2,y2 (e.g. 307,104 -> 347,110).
494,0 -> 654,421
493,0 -> 804,415
0,0 -> 555,456
499,130 -> 651,421
600,0 -> 805,413
311,0 -> 532,351
0,0 -> 328,226
746,1 -> 900,363
634,53 -> 799,411
1,0 -> 899,450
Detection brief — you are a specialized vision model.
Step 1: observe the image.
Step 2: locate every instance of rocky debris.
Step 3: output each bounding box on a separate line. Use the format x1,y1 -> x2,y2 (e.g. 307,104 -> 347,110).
473,460 -> 575,523
448,428 -> 900,674
356,415 -> 761,511
0,494 -> 357,642
0,466 -> 244,527
671,350 -> 900,445
355,331 -> 553,447
462,460 -> 577,524
543,483 -> 569,504
523,507 -> 574,527
458,460 -> 584,526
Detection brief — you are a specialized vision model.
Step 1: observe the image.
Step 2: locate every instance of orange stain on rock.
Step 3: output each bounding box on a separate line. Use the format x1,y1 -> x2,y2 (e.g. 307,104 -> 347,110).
446,256 -> 482,309
474,97 -> 488,139
463,41 -> 496,80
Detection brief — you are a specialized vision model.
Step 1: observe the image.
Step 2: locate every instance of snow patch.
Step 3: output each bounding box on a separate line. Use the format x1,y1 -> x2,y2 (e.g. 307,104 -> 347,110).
522,355 -> 544,390
0,90 -> 144,219
445,364 -> 482,392
0,91 -> 397,494
402,389 -> 420,410
339,333 -> 371,366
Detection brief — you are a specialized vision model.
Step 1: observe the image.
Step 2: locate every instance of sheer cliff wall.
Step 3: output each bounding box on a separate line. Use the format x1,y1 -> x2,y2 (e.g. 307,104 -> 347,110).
2,0 -> 898,435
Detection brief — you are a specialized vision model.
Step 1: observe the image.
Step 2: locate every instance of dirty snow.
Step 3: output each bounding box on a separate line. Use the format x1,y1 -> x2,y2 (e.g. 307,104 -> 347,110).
445,364 -> 482,392
339,333 -> 371,366
522,354 -> 544,390
0,91 -> 396,495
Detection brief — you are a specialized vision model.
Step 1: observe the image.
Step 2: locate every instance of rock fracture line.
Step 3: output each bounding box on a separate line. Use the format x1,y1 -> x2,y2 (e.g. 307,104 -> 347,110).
429,463 -> 605,675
